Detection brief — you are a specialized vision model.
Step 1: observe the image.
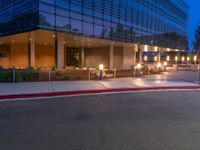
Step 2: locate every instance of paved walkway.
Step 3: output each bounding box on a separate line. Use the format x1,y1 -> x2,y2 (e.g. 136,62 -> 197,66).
0,71 -> 199,96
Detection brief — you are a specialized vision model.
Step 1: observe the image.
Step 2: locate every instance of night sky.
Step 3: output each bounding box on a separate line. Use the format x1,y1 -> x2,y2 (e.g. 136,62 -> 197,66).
187,0 -> 200,50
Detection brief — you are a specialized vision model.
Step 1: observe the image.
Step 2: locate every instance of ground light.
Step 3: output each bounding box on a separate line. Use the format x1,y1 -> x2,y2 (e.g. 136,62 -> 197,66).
99,64 -> 104,80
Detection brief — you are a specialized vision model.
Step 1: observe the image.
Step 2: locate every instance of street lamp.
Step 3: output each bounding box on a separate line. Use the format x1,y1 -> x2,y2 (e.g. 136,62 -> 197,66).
99,64 -> 104,80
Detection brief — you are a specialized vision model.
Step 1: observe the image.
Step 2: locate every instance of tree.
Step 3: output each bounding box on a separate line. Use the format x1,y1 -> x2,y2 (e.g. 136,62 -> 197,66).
193,23 -> 200,52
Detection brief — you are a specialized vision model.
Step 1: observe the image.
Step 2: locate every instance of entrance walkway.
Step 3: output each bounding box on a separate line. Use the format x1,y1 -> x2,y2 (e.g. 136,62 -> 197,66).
0,71 -> 199,96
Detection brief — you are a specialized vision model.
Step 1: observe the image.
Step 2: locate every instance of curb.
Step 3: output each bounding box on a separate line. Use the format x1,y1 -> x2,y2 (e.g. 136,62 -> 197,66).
1,86 -> 200,100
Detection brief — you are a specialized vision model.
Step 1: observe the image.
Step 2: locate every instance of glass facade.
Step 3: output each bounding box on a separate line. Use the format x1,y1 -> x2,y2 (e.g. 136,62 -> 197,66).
0,0 -> 39,36
0,0 -> 188,50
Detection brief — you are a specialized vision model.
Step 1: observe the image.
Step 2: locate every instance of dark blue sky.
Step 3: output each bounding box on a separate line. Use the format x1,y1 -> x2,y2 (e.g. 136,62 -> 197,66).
188,0 -> 200,50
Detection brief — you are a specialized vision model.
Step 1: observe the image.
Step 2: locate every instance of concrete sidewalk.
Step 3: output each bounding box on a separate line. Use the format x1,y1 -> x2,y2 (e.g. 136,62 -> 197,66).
0,71 -> 199,96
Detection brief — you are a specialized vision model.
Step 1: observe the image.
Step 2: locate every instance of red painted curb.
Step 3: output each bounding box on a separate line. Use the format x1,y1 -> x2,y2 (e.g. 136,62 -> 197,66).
0,86 -> 200,100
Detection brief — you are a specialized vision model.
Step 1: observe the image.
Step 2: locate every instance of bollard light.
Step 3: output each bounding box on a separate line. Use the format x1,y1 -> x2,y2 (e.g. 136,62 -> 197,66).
137,63 -> 141,69
157,62 -> 161,68
157,62 -> 161,74
99,64 -> 104,80
164,61 -> 167,72
99,64 -> 104,70
137,63 -> 141,77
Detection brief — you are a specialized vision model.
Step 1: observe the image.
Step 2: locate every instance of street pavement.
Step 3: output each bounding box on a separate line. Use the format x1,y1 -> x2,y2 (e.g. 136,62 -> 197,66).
1,90 -> 200,150
0,71 -> 199,96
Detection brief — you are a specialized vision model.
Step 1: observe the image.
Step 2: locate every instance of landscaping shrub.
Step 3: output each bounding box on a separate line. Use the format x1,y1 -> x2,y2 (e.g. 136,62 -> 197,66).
15,69 -> 39,82
51,65 -> 56,72
64,74 -> 71,80
0,70 -> 13,82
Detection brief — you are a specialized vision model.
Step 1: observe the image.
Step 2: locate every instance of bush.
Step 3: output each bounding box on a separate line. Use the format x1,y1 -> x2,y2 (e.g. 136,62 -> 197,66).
15,69 -> 39,82
64,74 -> 71,80
0,70 -> 13,82
56,71 -> 62,76
51,65 -> 56,72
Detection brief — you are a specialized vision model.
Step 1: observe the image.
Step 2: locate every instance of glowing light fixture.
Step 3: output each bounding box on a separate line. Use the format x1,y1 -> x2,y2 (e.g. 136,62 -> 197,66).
194,55 -> 197,62
157,62 -> 161,68
154,56 -> 157,61
137,63 -> 141,69
182,57 -> 185,62
99,64 -> 104,70
167,56 -> 170,61
144,56 -> 148,62
167,48 -> 170,52
187,57 -> 190,62
154,46 -> 158,52
175,56 -> 178,62
144,45 -> 148,52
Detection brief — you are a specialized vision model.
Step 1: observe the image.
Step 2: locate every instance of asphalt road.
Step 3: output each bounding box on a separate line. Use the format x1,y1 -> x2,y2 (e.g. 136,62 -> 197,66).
1,91 -> 200,150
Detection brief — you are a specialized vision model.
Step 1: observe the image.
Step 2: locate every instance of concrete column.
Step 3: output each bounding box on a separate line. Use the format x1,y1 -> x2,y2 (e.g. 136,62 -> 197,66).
123,44 -> 134,70
109,44 -> 114,69
28,38 -> 35,67
137,45 -> 142,64
157,48 -> 161,62
55,34 -> 65,69
80,47 -> 85,68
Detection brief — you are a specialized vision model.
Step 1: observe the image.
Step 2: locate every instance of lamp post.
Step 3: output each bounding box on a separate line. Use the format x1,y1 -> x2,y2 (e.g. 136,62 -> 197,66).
99,64 -> 104,80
